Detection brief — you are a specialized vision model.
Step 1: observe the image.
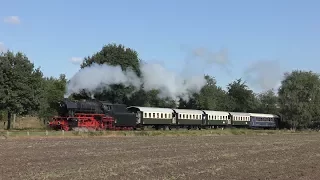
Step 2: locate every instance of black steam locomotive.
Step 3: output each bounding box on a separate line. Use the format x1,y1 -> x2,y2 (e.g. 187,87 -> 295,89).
49,98 -> 137,131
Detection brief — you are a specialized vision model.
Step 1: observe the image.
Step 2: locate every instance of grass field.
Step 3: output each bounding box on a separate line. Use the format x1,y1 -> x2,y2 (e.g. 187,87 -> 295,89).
0,131 -> 320,179
0,128 -> 315,139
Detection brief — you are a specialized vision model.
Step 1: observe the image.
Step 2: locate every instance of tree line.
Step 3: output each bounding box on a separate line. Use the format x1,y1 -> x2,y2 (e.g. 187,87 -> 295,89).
1,43 -> 319,130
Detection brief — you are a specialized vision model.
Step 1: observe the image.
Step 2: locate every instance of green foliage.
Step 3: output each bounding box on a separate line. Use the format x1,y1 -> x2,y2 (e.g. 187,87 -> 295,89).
81,43 -> 141,76
78,43 -> 142,104
255,90 -> 279,114
0,51 -> 44,129
227,78 -> 256,112
38,74 -> 67,121
278,70 -> 320,129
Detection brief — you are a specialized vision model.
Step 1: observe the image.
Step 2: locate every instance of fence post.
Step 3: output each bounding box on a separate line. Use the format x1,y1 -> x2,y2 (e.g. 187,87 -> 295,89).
6,131 -> 9,137
46,130 -> 48,136
27,131 -> 30,136
62,130 -> 65,136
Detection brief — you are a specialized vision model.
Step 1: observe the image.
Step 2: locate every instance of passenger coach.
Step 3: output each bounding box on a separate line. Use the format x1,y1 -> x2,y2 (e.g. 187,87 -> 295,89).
127,106 -> 174,129
228,112 -> 251,127
172,108 -> 204,129
249,113 -> 279,129
201,110 -> 229,128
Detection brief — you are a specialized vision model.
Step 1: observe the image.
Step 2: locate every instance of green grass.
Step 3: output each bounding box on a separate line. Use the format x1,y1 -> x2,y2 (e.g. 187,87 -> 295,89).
0,128 -> 318,139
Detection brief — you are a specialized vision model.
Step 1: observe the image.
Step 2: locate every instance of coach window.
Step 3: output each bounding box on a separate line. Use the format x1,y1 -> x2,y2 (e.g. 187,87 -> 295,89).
164,114 -> 167,118
160,113 -> 163,118
149,113 -> 151,118
153,113 -> 155,118
144,113 -> 147,118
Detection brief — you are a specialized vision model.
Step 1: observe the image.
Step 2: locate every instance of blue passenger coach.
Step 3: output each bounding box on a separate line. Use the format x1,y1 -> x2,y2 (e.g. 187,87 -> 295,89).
249,113 -> 279,129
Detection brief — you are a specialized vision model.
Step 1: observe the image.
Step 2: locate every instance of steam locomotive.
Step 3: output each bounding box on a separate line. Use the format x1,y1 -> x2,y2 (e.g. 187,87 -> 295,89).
48,99 -> 137,131
48,98 -> 281,131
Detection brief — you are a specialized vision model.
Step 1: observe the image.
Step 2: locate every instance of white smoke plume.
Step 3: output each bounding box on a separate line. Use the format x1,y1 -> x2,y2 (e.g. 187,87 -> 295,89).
64,64 -> 142,98
181,46 -> 232,77
65,62 -> 207,101
139,62 -> 206,100
243,60 -> 283,92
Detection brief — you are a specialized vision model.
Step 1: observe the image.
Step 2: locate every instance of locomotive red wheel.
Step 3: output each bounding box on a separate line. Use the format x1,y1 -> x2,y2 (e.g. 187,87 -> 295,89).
62,125 -> 70,131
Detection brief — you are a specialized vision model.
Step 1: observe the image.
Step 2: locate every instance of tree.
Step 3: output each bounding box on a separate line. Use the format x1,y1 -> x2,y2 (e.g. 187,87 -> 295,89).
227,78 -> 256,112
255,90 -> 279,114
0,51 -> 44,129
278,70 -> 320,130
79,43 -> 142,104
195,75 -> 231,111
38,74 -> 67,122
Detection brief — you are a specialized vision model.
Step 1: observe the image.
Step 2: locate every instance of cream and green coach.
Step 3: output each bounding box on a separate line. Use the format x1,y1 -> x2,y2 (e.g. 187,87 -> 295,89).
202,110 -> 230,127
126,106 -> 175,129
172,108 -> 205,128
228,112 -> 251,127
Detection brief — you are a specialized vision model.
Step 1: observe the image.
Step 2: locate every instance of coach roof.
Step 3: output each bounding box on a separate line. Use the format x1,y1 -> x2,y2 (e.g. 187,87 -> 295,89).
127,106 -> 174,113
249,113 -> 279,118
229,112 -> 251,116
172,108 -> 204,114
202,110 -> 229,116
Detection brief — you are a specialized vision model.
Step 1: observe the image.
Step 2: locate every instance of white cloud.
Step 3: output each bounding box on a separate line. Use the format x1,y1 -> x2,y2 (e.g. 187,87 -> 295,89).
70,57 -> 83,65
0,42 -> 7,53
3,16 -> 21,24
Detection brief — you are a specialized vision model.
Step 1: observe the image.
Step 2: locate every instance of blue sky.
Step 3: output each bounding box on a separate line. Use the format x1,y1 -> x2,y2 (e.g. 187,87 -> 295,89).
0,0 -> 319,92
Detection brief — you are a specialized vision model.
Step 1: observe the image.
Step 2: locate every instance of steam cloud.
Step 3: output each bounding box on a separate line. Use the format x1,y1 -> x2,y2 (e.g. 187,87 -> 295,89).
243,60 -> 282,92
65,62 -> 207,101
65,47 -> 230,101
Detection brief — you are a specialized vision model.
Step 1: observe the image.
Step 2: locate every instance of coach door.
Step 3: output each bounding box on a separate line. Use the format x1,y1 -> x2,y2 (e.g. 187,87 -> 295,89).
228,115 -> 232,125
202,114 -> 207,125
172,113 -> 176,124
